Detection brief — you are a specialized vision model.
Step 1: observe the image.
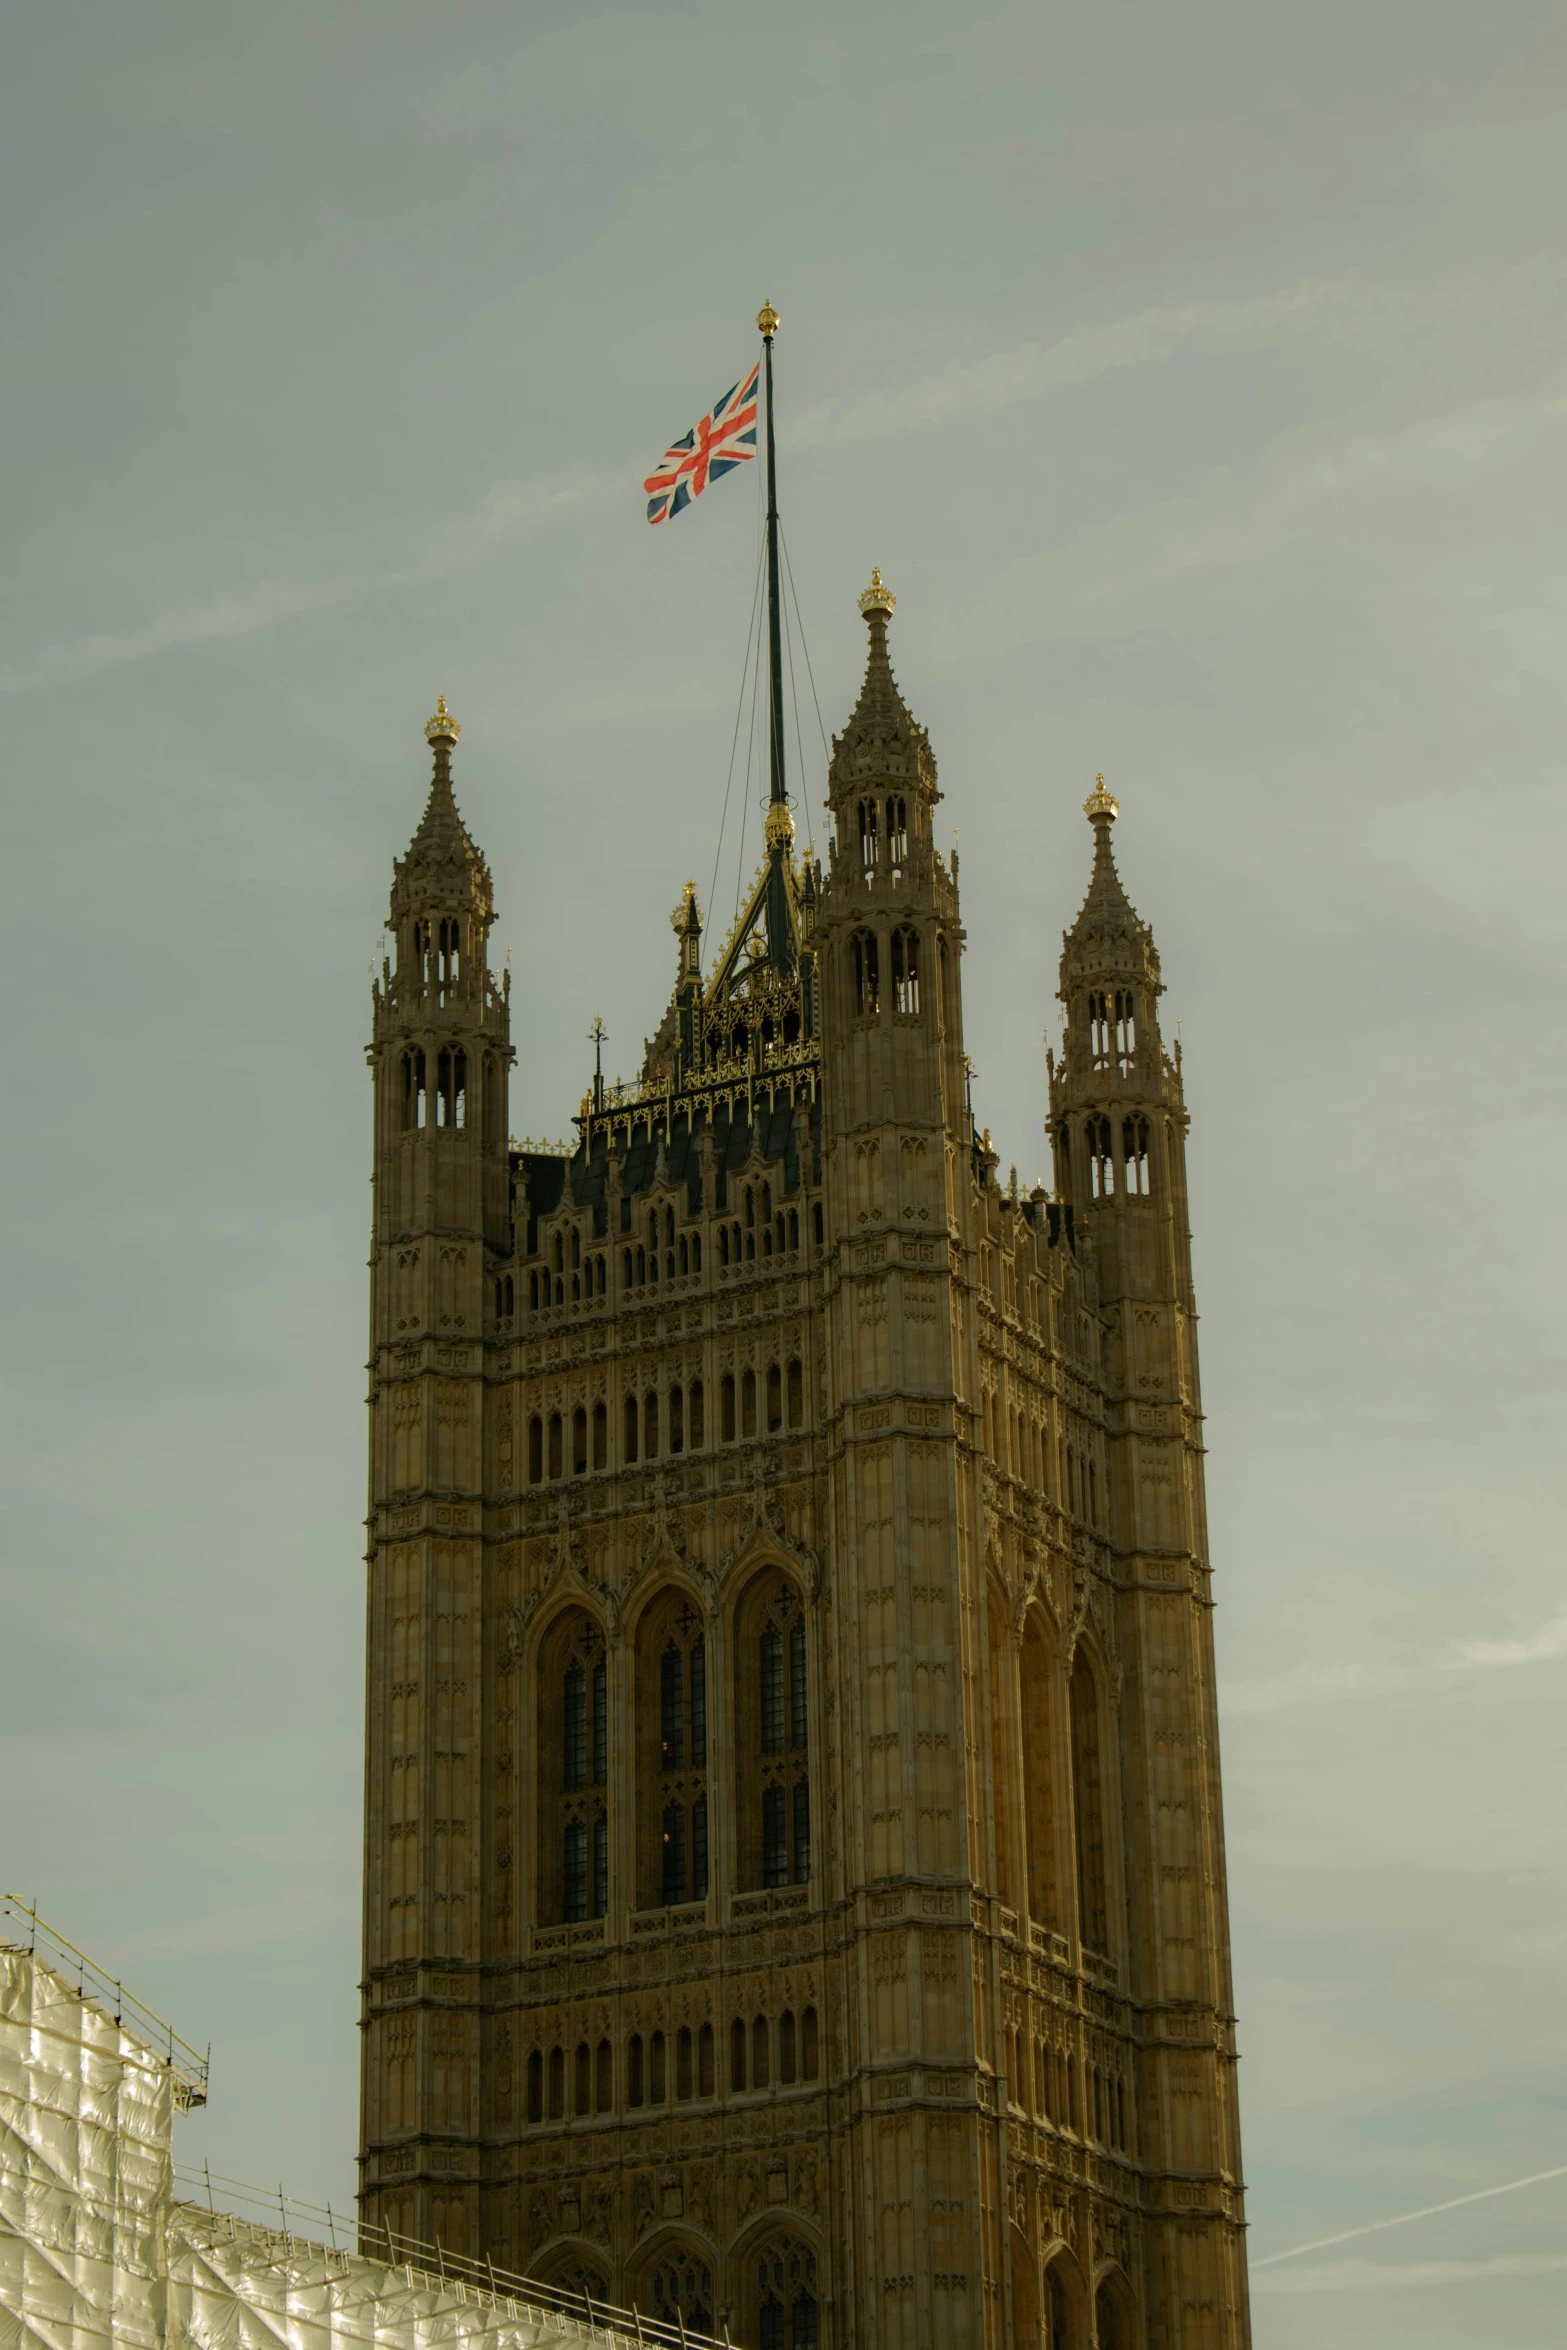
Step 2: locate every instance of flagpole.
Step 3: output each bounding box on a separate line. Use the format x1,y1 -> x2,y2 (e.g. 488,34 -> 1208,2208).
759,301 -> 785,812
757,300 -> 794,974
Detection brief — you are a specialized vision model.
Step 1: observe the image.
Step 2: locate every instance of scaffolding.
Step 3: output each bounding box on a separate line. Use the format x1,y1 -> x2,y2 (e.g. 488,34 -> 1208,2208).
0,1914 -> 727,2350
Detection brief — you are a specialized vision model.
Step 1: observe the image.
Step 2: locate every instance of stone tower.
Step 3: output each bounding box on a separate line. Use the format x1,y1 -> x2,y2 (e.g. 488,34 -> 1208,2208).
359,602 -> 1251,2350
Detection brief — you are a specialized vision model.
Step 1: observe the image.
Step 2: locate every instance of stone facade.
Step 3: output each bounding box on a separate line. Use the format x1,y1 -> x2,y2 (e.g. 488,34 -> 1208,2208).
358,601 -> 1251,2350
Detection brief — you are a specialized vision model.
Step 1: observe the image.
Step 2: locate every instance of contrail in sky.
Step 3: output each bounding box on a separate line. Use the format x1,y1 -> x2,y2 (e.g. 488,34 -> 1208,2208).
1253,2162 -> 1567,2268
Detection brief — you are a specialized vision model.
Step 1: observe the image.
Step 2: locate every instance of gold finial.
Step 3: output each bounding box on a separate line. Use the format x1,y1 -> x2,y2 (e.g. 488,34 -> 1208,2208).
858,565 -> 896,619
1084,771 -> 1119,821
425,694 -> 460,745
757,299 -> 780,340
764,801 -> 796,851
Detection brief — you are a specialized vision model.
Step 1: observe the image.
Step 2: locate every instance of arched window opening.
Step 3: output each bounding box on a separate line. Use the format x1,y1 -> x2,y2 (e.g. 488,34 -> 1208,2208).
691,1232 -> 702,1272
721,1374 -> 736,1442
767,1362 -> 782,1432
1088,1115 -> 1115,1199
1123,1114 -> 1150,1196
778,2010 -> 796,2083
677,2025 -> 693,2101
643,1390 -> 659,1458
644,1604 -> 708,1909
858,798 -> 880,876
1113,989 -> 1136,1070
592,1401 -> 607,1470
574,2042 -> 591,2116
801,2006 -> 819,2080
1022,1615 -> 1060,1930
891,926 -> 920,1014
1095,2284 -> 1125,2350
719,1225 -> 730,1268
678,1235 -> 688,1275
1071,1651 -> 1110,1958
649,2030 -> 666,2104
643,2252 -> 712,2340
528,1416 -> 543,1485
1047,2262 -> 1072,2350
595,2039 -> 613,2112
635,1243 -> 646,1285
548,1413 -> 563,1480
852,929 -> 880,1015
623,1393 -> 639,1464
755,2239 -> 819,2350
730,2017 -> 747,2092
401,1050 -> 427,1132
787,1208 -> 799,1251
787,1357 -> 803,1426
742,1368 -> 758,1437
698,2022 -> 714,2096
743,1580 -> 811,1891
628,2034 -> 645,2107
437,917 -> 462,986
669,1384 -> 684,1455
527,2049 -> 543,2124
548,2045 -> 565,2121
573,1406 -> 588,1476
886,795 -> 908,874
751,2014 -> 770,2088
813,1201 -> 824,1247
538,1611 -> 609,1926
689,1380 -> 705,1449
1089,991 -> 1111,1070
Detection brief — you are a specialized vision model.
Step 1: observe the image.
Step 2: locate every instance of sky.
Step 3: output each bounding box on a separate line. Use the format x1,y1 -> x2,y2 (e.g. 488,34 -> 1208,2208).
1,4 -> 1564,2343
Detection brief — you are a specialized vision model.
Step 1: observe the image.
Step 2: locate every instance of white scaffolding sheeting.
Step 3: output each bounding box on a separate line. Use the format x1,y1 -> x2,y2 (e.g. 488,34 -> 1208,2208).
1,1947 -> 624,2350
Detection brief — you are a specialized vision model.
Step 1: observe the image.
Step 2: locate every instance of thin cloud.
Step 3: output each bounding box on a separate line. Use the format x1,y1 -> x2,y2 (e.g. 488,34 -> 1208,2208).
0,578 -> 352,695
788,281 -> 1352,451
1256,2251 -> 1567,2295
1225,1609 -> 1567,1716
0,464 -> 623,698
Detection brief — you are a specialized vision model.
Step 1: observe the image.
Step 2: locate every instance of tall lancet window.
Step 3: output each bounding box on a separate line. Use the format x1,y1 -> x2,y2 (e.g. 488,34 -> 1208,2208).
537,1610 -> 609,1926
891,927 -> 920,1015
738,1578 -> 810,1891
1087,1115 -> 1115,1199
1113,988 -> 1136,1071
886,795 -> 908,876
851,930 -> 880,1017
1089,990 -> 1112,1069
638,1598 -> 708,1909
857,798 -> 880,878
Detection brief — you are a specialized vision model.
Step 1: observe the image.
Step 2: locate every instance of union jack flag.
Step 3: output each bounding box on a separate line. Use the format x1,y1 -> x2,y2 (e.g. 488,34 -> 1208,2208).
643,361 -> 759,524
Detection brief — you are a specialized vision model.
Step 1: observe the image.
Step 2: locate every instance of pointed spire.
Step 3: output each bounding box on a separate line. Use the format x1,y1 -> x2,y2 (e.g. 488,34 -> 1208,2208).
829,569 -> 939,805
1062,775 -> 1158,991
393,697 -> 493,920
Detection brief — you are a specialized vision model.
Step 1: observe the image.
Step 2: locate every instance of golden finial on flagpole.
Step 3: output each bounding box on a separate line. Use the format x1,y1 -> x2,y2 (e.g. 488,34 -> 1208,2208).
757,300 -> 780,340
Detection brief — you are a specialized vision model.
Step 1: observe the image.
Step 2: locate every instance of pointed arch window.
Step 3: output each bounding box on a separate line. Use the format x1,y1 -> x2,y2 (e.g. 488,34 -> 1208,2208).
1088,1115 -> 1115,1198
741,1580 -> 811,1891
1070,1650 -> 1110,1959
641,1601 -> 708,1908
401,1049 -> 427,1131
857,798 -> 880,878
644,2251 -> 713,2340
755,2239 -> 819,2350
891,926 -> 920,1015
435,1047 -> 467,1130
1113,988 -> 1136,1071
851,930 -> 880,1016
537,1611 -> 609,1925
886,795 -> 908,876
1122,1115 -> 1150,1196
1089,991 -> 1111,1069
436,918 -> 462,987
